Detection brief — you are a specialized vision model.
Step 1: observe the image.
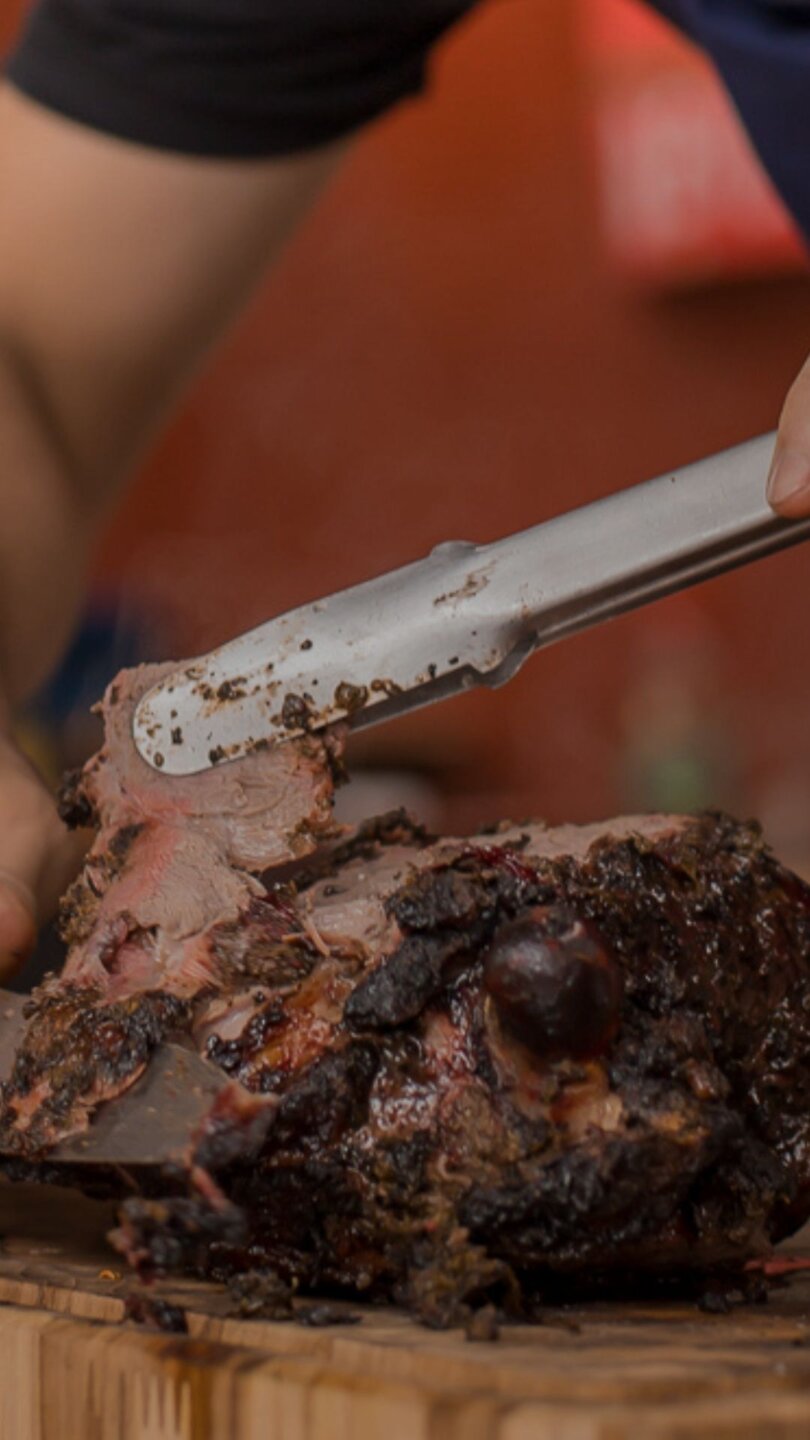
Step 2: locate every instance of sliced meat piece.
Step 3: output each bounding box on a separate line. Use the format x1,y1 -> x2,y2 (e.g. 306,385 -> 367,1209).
1,664 -> 342,1151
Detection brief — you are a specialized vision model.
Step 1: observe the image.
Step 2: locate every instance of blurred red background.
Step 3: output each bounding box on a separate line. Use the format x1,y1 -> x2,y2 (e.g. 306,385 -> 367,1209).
4,0 -> 810,862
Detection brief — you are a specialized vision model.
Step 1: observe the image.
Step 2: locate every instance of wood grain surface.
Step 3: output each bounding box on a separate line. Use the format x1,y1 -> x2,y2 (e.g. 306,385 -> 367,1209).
1,1184 -> 810,1439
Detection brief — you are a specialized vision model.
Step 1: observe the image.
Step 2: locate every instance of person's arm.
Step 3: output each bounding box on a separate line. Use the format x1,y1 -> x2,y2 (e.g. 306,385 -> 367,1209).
0,82 -> 344,973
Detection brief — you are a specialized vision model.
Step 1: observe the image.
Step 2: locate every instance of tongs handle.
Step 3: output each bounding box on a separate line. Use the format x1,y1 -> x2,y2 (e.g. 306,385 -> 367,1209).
482,430 -> 806,658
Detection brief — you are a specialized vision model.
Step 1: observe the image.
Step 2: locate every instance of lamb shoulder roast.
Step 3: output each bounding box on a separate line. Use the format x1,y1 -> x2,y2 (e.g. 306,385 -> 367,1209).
2,664 -> 809,1325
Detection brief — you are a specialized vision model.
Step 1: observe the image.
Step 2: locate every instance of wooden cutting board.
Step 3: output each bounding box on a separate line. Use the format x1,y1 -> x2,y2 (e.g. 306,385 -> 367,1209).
1,1185 -> 810,1440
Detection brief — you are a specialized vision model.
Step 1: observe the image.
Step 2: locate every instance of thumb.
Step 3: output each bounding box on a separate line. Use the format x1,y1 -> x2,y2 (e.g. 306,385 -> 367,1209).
767,356 -> 810,517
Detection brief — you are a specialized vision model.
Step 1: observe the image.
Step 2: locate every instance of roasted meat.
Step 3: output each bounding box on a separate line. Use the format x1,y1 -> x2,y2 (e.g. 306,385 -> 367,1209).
2,665 -> 810,1325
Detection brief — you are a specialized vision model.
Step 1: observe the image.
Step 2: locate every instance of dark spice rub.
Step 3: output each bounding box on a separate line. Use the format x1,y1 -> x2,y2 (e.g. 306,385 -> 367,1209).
2,665 -> 810,1327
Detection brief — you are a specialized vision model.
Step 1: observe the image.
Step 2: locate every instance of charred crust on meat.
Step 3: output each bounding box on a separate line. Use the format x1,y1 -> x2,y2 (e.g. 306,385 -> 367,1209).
57,825 -> 144,947
402,1232 -> 521,1329
0,987 -> 191,1158
111,1195 -> 247,1281
57,768 -> 98,830
205,998 -> 287,1081
57,875 -> 102,948
289,809 -> 431,894
457,1120 -> 732,1267
270,1042 -> 380,1154
329,809 -> 431,869
322,727 -> 348,786
344,848 -> 545,1031
191,1087 -> 277,1174
209,899 -> 317,992
345,932 -> 474,1031
388,869 -> 491,932
108,824 -> 145,865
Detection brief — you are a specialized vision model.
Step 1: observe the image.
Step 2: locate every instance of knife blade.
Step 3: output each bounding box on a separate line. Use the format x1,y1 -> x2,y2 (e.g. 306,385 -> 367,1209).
132,431 -> 810,777
0,991 -> 244,1167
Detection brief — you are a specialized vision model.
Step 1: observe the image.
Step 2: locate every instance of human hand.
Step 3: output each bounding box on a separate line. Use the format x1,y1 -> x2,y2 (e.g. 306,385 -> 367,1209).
0,730 -> 83,981
767,358 -> 810,516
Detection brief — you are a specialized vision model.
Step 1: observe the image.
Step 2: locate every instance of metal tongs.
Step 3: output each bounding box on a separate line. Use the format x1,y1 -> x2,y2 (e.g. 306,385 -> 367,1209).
133,432 -> 810,775
4,433 -> 807,1170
